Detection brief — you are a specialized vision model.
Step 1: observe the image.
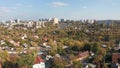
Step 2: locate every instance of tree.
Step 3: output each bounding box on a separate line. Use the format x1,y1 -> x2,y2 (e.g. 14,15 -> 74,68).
94,55 -> 103,64
92,43 -> 100,54
82,43 -> 91,51
57,43 -> 66,55
49,39 -> 57,56
51,57 -> 66,68
93,48 -> 107,68
103,35 -> 110,42
16,51 -> 37,68
70,40 -> 83,51
88,65 -> 92,68
73,61 -> 83,68
0,51 -> 9,63
103,62 -> 108,68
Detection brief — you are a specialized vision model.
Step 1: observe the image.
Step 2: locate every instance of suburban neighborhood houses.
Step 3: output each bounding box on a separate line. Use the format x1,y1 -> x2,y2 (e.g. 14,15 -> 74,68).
0,18 -> 120,68
1,0 -> 120,67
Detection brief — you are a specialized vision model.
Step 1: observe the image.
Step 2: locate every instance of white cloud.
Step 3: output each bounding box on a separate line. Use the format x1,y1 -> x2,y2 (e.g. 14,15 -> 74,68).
16,3 -> 33,8
12,7 -> 17,10
26,5 -> 33,8
52,2 -> 68,7
16,3 -> 23,6
0,7 -> 16,15
82,6 -> 88,9
0,7 -> 12,13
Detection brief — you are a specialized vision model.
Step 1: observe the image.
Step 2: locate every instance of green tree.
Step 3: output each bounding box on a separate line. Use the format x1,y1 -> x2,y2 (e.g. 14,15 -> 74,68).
82,43 -> 91,51
92,43 -> 100,54
0,51 -> 9,63
73,61 -> 83,68
103,62 -> 108,68
52,57 -> 66,68
16,51 -> 37,68
88,65 -> 92,68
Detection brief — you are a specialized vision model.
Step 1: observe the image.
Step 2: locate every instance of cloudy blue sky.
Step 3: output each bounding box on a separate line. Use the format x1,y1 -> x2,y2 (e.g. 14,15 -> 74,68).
0,0 -> 120,20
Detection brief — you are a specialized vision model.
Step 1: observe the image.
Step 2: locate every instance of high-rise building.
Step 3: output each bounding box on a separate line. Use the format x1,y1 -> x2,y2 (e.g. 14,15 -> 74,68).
88,19 -> 95,24
61,19 -> 66,23
10,20 -> 15,23
36,21 -> 42,28
48,18 -> 52,22
14,19 -> 20,23
53,18 -> 59,25
27,21 -> 34,28
1,21 -> 4,24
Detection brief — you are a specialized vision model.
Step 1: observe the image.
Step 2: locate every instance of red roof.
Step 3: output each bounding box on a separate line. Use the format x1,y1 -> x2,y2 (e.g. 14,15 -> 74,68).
77,51 -> 89,58
34,56 -> 44,64
112,53 -> 120,63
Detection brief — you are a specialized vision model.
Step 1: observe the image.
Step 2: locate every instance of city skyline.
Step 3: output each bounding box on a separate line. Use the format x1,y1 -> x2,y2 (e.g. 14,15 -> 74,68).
0,0 -> 120,21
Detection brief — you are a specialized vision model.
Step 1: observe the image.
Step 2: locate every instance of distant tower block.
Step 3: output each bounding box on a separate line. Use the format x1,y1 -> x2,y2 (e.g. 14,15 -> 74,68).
53,18 -> 59,25
1,21 -> 4,24
48,18 -> 52,22
10,20 -> 15,23
14,19 -> 20,23
36,21 -> 45,28
42,22 -> 45,27
36,21 -> 42,28
27,22 -> 34,28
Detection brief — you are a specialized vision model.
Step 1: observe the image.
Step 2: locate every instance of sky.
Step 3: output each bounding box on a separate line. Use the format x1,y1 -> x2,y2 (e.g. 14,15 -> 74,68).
0,0 -> 120,21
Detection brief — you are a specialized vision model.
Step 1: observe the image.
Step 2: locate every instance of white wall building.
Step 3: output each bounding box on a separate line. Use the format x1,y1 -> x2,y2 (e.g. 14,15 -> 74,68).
33,63 -> 45,68
33,56 -> 45,68
88,19 -> 95,24
40,21 -> 45,27
36,21 -> 42,28
27,21 -> 34,28
53,18 -> 59,25
48,18 -> 52,22
0,40 -> 6,45
14,19 -> 20,23
36,21 -> 45,28
10,20 -> 15,23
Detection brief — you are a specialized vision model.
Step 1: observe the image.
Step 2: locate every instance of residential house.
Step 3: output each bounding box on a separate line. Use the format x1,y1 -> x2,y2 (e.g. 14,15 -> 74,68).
33,56 -> 45,68
27,21 -> 34,28
42,36 -> 48,42
21,34 -> 27,40
0,40 -> 5,45
84,63 -> 96,68
75,51 -> 89,61
112,53 -> 120,63
101,44 -> 107,48
112,53 -> 120,68
34,35 -> 39,39
9,40 -> 20,46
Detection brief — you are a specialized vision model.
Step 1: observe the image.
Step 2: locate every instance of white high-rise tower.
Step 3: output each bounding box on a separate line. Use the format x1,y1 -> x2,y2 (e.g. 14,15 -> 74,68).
53,18 -> 59,25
